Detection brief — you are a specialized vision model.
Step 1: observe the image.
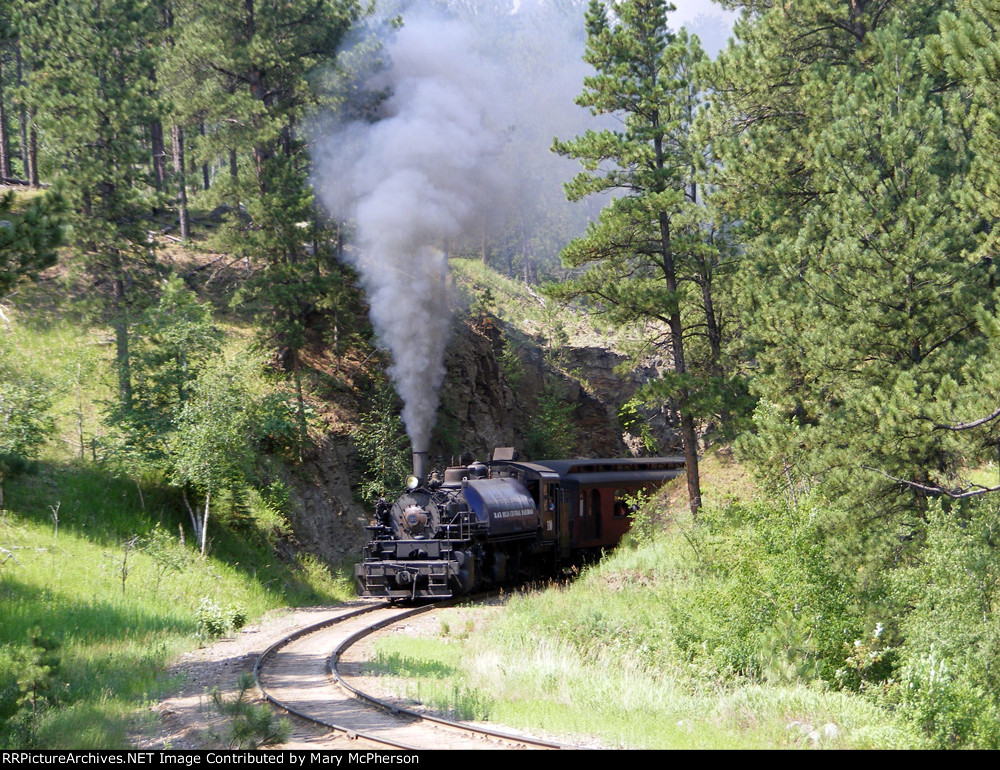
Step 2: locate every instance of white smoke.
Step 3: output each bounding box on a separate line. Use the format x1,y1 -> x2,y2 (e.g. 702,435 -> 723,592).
312,1 -> 595,453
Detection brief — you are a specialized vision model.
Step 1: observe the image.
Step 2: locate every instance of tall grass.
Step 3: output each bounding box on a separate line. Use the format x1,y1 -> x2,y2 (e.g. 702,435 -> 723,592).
365,489 -> 928,750
0,464 -> 352,748
449,258 -> 644,350
368,565 -> 921,749
0,315 -> 353,748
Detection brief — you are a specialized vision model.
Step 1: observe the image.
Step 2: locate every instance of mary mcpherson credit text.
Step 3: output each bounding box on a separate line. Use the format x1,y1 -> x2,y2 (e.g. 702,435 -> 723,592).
2,754 -> 420,765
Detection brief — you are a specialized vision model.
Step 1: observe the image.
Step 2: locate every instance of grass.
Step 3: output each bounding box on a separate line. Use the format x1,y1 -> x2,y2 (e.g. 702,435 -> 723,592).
449,257 -> 652,354
0,464 -> 353,749
367,573 -> 921,749
0,311 -> 354,748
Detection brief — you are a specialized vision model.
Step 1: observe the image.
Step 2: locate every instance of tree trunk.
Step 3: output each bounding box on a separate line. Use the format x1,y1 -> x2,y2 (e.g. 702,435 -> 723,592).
17,45 -> 27,180
200,488 -> 210,555
182,489 -> 201,548
657,208 -> 702,517
700,266 -> 724,379
172,124 -> 189,240
0,58 -> 11,181
293,351 -> 307,463
150,120 -> 166,189
27,110 -> 38,188
200,122 -> 210,190
108,248 -> 133,411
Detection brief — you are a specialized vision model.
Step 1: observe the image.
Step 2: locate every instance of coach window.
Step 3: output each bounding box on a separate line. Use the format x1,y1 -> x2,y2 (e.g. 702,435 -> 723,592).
613,488 -> 629,517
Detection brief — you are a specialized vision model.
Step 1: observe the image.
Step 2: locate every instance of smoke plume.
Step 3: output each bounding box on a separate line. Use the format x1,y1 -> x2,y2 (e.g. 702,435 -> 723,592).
312,2 -> 594,453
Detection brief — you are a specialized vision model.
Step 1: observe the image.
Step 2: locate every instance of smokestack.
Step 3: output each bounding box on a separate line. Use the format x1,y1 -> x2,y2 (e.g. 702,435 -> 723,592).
412,451 -> 428,481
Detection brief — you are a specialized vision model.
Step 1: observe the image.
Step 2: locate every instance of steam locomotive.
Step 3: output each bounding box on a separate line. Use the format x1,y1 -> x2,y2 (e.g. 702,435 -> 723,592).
355,448 -> 685,600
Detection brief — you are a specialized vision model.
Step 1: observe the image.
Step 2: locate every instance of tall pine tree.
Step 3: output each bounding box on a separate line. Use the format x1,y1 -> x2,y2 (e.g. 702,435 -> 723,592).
22,0 -> 163,411
552,0 -> 734,516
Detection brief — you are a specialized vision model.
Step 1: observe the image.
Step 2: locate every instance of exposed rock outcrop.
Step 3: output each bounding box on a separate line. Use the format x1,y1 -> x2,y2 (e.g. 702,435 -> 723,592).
286,435 -> 371,566
433,316 -> 679,463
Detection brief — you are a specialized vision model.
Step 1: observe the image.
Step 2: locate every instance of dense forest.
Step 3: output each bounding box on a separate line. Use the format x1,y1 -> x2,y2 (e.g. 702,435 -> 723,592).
2,0 -> 1000,750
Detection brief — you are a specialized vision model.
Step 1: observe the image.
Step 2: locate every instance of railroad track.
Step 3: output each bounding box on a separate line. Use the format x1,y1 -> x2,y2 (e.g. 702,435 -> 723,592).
253,600 -> 571,750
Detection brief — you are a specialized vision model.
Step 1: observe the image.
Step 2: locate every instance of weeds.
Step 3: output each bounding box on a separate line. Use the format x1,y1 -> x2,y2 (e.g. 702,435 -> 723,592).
211,674 -> 289,749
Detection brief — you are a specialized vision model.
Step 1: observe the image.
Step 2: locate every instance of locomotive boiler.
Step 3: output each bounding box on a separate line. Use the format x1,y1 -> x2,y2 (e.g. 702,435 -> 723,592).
355,447 -> 685,600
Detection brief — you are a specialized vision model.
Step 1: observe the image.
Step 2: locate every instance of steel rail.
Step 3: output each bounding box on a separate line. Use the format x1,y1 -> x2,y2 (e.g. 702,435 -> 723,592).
253,599 -> 577,750
329,602 -> 574,750
253,602 -> 430,750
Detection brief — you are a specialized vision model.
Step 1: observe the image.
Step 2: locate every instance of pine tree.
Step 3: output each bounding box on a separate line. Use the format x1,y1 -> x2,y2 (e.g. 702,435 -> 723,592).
708,3 -> 987,510
21,0 -> 163,411
551,0 -> 733,516
108,273 -> 221,474
0,188 -> 63,296
0,9 -> 15,182
931,1 -> 1000,264
163,0 -> 361,444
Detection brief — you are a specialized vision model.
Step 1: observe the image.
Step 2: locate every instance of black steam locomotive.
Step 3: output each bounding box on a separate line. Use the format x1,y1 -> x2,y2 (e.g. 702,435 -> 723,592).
355,448 -> 685,600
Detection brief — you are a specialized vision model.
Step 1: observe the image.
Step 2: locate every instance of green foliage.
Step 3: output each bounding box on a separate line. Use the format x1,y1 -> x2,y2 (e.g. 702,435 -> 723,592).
0,333 -> 53,463
498,335 -> 524,391
620,488 -> 655,547
211,674 -> 290,749
835,624 -> 894,696
166,0 -> 362,368
108,274 -> 221,473
367,549 -> 920,748
0,189 -> 64,296
709,4 -> 987,513
551,0 -> 742,513
661,500 -> 861,684
237,483 -> 294,550
0,629 -> 62,749
24,0 -> 160,245
105,290 -> 300,555
168,353 -> 260,498
195,598 -> 248,641
140,524 -> 189,596
352,381 -> 410,506
0,454 -> 352,747
471,286 -> 497,319
618,398 -> 659,455
524,380 -> 578,459
891,500 -> 1000,748
931,0 -> 1000,264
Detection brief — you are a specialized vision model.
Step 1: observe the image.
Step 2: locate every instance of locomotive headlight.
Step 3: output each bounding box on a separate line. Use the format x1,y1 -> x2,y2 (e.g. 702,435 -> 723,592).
406,475 -> 419,490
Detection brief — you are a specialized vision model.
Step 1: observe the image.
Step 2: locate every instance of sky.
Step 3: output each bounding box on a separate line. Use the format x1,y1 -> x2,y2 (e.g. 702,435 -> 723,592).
669,0 -> 740,57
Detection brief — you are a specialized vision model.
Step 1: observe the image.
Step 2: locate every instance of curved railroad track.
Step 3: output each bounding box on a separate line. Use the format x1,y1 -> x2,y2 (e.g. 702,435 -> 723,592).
253,600 -> 572,750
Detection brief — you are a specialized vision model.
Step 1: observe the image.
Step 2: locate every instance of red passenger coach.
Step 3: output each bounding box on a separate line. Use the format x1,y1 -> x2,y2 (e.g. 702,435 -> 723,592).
489,456 -> 686,556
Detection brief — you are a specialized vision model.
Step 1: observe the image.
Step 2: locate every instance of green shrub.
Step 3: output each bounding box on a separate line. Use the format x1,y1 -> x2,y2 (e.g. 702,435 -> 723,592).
212,674 -> 289,749
351,382 -> 410,506
661,499 -> 862,684
892,501 -> 1000,748
524,380 -> 577,459
195,598 -> 248,640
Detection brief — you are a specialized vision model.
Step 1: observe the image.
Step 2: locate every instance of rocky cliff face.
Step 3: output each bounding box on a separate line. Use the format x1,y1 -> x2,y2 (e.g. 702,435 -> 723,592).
432,316 -> 680,463
286,434 -> 372,567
